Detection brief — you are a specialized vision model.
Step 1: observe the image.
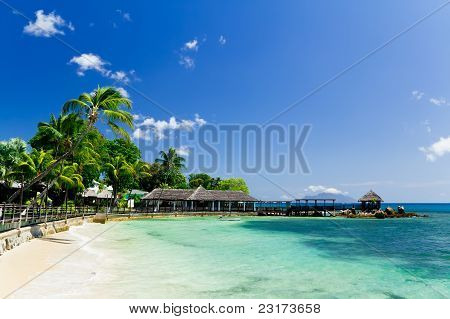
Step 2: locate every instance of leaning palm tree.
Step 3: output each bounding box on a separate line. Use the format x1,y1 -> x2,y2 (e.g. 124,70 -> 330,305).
8,87 -> 133,203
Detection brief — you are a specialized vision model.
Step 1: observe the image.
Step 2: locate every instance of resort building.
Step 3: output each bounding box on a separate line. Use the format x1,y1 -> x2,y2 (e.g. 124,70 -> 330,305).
142,186 -> 258,212
358,190 -> 384,211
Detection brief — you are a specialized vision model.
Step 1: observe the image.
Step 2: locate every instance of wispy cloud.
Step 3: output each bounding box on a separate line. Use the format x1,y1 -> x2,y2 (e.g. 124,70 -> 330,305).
340,180 -> 394,187
133,114 -> 206,140
24,10 -> 74,37
69,53 -> 130,83
422,120 -> 432,134
178,38 -> 203,69
429,97 -> 447,106
178,55 -> 195,70
419,136 -> 450,162
411,90 -> 424,100
218,35 -> 227,45
116,9 -> 132,22
304,185 -> 348,195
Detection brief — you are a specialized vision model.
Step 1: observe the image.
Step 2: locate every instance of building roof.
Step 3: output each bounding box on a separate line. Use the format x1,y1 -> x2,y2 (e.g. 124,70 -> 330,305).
96,189 -> 113,199
82,189 -> 98,198
82,189 -> 113,199
142,186 -> 257,202
129,189 -> 149,196
358,190 -> 383,202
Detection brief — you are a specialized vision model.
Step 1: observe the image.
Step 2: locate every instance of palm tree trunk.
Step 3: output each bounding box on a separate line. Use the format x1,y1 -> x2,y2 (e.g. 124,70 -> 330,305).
19,175 -> 24,206
7,122 -> 94,203
64,187 -> 69,221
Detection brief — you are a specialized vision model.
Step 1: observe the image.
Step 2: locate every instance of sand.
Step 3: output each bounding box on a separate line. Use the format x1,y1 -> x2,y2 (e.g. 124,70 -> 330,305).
0,223 -> 103,298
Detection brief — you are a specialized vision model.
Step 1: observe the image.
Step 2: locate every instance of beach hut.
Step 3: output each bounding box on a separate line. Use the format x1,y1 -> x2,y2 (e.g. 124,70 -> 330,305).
142,186 -> 258,212
358,190 -> 383,211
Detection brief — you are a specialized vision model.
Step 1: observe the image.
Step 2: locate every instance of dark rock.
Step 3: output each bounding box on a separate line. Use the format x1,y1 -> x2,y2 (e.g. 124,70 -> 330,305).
385,207 -> 395,215
375,212 -> 386,219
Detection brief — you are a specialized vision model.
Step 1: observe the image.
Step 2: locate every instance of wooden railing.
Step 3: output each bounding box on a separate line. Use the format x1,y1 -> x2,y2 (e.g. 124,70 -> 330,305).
0,203 -> 97,233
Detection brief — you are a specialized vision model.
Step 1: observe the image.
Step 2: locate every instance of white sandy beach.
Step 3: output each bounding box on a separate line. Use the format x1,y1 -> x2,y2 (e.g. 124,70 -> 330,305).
0,223 -> 109,298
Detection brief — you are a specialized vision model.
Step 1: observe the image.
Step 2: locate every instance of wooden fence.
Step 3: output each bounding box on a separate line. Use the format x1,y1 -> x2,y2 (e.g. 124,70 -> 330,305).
0,203 -> 98,233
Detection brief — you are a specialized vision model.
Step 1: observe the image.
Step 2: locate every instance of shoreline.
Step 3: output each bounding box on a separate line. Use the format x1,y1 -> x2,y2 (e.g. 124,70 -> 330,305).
0,213 -> 447,298
0,221 -> 97,298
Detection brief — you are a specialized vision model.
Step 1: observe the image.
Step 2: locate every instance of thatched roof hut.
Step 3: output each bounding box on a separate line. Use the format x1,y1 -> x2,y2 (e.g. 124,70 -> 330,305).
358,190 -> 383,211
358,190 -> 383,203
142,186 -> 257,202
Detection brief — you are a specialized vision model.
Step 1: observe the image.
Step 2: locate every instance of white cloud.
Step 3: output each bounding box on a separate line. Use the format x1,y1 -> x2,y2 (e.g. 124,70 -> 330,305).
24,10 -> 74,37
175,146 -> 190,156
419,136 -> 450,162
69,53 -> 108,76
115,87 -> 129,98
429,97 -> 447,106
132,128 -> 151,141
411,90 -> 424,100
184,39 -> 198,51
69,53 -> 130,83
110,70 -> 130,83
195,113 -> 206,126
133,115 -> 206,140
280,194 -> 293,200
179,55 -> 195,69
178,38 -> 202,69
218,35 -> 226,45
305,185 -> 347,195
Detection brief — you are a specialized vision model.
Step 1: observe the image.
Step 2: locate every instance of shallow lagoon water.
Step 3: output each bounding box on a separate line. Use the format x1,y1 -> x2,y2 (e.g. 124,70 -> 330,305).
12,209 -> 450,299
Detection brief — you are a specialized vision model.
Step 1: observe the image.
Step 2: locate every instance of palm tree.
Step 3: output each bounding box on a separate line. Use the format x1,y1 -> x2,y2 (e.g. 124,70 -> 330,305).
103,156 -> 133,209
8,87 -> 133,203
13,149 -> 53,205
126,160 -> 151,199
156,148 -> 185,184
29,113 -> 85,156
54,163 -> 84,220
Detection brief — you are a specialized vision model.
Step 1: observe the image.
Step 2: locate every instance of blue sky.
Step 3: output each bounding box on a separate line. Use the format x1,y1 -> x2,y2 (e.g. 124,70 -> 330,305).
1,0 -> 450,202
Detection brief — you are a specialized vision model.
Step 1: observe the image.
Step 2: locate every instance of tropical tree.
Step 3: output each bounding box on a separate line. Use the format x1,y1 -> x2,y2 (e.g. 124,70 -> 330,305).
156,147 -> 186,186
29,113 -> 85,156
139,162 -> 164,191
102,139 -> 141,164
188,173 -> 221,189
0,138 -> 27,174
103,156 -> 133,209
128,160 -> 151,188
13,149 -> 53,205
217,178 -> 250,194
54,163 -> 84,219
8,87 -> 133,203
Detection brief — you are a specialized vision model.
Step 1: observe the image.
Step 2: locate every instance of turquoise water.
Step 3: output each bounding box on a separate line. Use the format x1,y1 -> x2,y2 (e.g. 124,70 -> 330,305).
12,204 -> 450,299
90,205 -> 449,299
